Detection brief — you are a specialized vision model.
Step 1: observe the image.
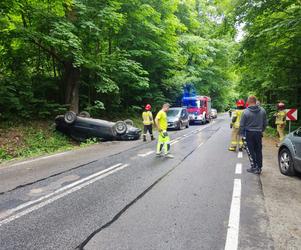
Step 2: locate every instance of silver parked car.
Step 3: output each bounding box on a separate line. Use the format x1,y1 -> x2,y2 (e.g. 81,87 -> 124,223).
167,107 -> 189,130
210,108 -> 217,119
278,127 -> 301,176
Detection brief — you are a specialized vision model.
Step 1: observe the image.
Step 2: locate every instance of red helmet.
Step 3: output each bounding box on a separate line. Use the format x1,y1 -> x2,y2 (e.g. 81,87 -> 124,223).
277,102 -> 285,109
236,99 -> 245,108
145,104 -> 151,111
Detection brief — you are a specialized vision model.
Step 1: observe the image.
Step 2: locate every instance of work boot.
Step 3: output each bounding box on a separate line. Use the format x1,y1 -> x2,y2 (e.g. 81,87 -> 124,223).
238,147 -> 243,152
151,135 -> 155,141
247,167 -> 256,173
247,168 -> 255,173
228,147 -> 236,152
253,168 -> 262,174
143,135 -> 146,142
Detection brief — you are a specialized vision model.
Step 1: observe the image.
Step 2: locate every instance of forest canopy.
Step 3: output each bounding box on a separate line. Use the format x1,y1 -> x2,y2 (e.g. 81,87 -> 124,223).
0,0 -> 300,120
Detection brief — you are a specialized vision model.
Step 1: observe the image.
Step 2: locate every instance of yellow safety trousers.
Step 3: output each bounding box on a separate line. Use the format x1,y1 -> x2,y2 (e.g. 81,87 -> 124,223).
156,132 -> 170,154
277,124 -> 285,142
230,127 -> 243,149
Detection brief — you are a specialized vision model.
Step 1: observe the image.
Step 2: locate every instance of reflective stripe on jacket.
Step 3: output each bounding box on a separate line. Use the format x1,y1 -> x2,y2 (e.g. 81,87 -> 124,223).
232,109 -> 244,129
142,111 -> 153,125
275,111 -> 286,125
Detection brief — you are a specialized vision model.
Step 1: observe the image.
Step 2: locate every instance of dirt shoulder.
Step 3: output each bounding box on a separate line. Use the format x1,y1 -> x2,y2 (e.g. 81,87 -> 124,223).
262,137 -> 301,250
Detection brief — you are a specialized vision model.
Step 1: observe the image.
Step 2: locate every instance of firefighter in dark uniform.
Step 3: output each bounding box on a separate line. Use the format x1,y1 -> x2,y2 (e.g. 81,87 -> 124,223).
229,99 -> 245,152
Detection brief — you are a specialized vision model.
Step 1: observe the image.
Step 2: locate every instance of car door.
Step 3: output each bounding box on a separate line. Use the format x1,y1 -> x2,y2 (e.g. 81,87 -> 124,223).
180,109 -> 186,124
183,109 -> 189,125
292,128 -> 301,168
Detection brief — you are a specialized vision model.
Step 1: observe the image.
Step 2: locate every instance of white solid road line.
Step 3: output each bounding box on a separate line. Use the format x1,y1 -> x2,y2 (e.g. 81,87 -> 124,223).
224,178 -> 241,250
235,163 -> 242,174
0,163 -> 125,225
138,151 -> 155,157
170,140 -> 179,145
0,164 -> 130,227
238,152 -> 243,159
10,152 -> 69,167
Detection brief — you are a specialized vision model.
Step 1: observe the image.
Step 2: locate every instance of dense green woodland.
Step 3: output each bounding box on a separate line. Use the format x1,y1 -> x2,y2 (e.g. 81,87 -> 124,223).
0,0 -> 300,120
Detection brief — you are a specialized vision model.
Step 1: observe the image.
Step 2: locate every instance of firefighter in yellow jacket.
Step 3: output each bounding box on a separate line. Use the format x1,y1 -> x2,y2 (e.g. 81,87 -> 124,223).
142,104 -> 155,142
274,102 -> 286,146
229,99 -> 245,152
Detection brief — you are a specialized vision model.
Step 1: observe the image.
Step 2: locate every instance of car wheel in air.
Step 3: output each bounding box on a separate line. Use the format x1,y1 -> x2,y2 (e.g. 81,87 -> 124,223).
64,111 -> 77,124
79,111 -> 90,118
114,121 -> 127,135
278,148 -> 296,176
124,119 -> 134,127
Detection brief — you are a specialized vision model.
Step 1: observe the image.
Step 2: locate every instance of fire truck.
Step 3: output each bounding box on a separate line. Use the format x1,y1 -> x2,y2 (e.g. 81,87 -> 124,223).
182,95 -> 212,124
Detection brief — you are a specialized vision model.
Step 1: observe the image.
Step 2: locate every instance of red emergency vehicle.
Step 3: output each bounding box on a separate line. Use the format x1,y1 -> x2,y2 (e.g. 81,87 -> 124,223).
182,95 -> 212,124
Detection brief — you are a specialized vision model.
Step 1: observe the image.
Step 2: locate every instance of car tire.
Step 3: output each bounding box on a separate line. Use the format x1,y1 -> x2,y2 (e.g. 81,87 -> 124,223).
64,111 -> 77,124
114,121 -> 127,135
79,111 -> 90,118
278,148 -> 296,176
124,119 -> 134,127
186,122 -> 189,128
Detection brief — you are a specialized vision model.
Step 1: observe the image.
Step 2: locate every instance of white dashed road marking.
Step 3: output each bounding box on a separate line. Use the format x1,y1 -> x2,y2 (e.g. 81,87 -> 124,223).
235,163 -> 242,174
238,152 -> 243,159
138,151 -> 155,157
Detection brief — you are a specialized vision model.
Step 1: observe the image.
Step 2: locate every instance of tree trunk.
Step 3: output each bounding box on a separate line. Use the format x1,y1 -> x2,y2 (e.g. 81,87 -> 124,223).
64,62 -> 80,113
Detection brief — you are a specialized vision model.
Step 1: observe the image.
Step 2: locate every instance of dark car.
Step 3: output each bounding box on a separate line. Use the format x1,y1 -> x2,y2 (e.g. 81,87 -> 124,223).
167,107 -> 189,130
278,127 -> 301,176
55,111 -> 141,142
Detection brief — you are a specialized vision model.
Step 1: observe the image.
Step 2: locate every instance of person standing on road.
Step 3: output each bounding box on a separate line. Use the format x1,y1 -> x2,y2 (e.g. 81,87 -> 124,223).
240,96 -> 268,174
142,104 -> 155,142
229,99 -> 245,152
155,103 -> 173,158
274,102 -> 286,147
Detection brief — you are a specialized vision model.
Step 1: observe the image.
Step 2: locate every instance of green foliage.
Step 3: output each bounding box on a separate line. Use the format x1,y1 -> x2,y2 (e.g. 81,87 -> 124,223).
264,126 -> 278,138
0,0 -> 238,120
234,0 -> 301,109
261,104 -> 277,128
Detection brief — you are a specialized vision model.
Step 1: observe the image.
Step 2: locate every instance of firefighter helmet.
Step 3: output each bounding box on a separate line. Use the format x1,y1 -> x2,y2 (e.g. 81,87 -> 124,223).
277,102 -> 285,110
145,104 -> 152,111
236,99 -> 245,108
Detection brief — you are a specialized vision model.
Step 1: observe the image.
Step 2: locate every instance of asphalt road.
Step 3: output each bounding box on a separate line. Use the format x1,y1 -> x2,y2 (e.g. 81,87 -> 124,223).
0,114 -> 274,250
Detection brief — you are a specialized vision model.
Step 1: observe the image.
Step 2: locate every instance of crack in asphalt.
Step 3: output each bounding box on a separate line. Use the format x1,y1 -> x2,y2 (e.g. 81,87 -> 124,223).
0,160 -> 98,196
0,140 -> 156,196
76,127 -> 221,250
0,124 -> 213,196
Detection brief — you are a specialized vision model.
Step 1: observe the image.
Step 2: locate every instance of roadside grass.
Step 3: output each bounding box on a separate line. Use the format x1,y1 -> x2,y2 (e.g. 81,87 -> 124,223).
0,121 -> 78,163
264,126 -> 278,138
0,114 -> 146,164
